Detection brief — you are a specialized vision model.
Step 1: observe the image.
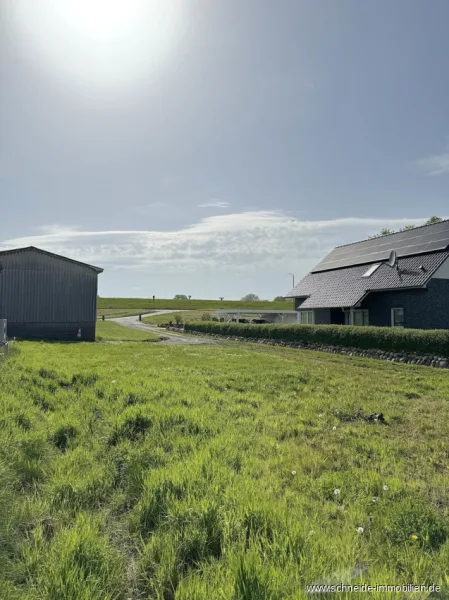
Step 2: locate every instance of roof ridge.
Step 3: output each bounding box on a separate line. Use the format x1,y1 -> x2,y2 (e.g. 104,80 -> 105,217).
335,218 -> 449,249
0,246 -> 103,273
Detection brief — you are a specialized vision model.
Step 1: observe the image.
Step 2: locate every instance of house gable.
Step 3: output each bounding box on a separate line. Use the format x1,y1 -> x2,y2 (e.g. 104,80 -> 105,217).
432,256 -> 449,279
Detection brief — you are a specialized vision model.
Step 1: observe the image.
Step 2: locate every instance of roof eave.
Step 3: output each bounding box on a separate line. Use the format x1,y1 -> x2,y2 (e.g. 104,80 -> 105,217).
354,284 -> 428,307
0,246 -> 103,274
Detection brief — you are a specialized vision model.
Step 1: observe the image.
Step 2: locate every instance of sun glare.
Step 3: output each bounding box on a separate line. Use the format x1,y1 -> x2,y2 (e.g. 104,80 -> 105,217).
5,0 -> 183,87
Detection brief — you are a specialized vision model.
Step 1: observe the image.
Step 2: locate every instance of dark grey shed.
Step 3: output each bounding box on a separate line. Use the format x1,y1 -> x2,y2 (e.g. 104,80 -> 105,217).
0,246 -> 103,341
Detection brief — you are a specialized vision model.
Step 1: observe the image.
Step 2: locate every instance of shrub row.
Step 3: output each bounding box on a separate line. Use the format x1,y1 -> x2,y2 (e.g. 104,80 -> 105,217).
184,322 -> 449,357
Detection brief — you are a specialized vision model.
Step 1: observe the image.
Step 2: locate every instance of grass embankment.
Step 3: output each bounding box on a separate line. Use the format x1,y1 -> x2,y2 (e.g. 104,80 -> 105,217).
97,309 -> 157,319
95,321 -> 161,342
98,297 -> 294,312
143,310 -> 225,325
1,342 -> 449,598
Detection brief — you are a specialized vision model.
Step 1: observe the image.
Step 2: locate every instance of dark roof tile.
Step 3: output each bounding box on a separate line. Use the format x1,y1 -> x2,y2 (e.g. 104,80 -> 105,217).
286,251 -> 449,309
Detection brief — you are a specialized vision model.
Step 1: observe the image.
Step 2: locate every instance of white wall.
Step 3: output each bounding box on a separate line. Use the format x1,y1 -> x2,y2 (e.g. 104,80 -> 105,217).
432,257 -> 449,279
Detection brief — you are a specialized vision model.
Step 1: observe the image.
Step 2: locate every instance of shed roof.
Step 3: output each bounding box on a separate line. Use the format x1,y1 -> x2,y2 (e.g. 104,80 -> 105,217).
0,246 -> 103,273
286,251 -> 449,309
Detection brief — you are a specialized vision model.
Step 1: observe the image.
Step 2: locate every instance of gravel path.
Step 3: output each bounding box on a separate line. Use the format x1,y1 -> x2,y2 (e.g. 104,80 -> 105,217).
110,311 -> 218,346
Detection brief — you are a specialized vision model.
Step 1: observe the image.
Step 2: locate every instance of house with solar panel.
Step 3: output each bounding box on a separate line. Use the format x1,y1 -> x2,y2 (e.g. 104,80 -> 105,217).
285,219 -> 449,329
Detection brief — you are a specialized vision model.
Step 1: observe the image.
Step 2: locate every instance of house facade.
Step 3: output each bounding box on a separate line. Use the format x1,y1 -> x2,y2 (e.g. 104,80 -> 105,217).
286,220 -> 449,329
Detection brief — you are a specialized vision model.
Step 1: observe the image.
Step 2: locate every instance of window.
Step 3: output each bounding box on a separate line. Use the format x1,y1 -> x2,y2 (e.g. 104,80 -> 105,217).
391,307 -> 404,328
299,310 -> 314,324
353,309 -> 369,326
362,263 -> 381,277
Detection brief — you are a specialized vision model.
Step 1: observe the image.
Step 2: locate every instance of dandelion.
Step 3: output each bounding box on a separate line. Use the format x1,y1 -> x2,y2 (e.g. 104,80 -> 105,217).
291,471 -> 297,476
356,527 -> 364,534
411,535 -> 418,541
383,484 -> 389,491
371,497 -> 378,503
332,426 -> 337,431
334,488 -> 341,495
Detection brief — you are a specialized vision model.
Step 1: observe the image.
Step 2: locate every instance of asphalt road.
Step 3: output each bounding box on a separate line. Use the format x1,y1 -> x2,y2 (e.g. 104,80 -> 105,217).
110,311 -> 218,346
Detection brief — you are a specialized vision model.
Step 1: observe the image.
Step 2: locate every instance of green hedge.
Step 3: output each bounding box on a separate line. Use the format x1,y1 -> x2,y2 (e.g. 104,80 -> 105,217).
184,322 -> 449,357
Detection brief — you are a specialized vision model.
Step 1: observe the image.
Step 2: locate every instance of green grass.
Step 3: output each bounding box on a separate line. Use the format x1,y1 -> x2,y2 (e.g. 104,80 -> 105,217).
1,341 -> 449,598
143,310 -> 219,325
97,308 -> 157,319
98,297 -> 294,311
143,310 -> 265,325
96,321 -> 161,342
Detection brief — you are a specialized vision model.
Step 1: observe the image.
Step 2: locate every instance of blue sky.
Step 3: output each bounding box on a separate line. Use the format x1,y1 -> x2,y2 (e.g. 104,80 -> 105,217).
1,0 -> 449,299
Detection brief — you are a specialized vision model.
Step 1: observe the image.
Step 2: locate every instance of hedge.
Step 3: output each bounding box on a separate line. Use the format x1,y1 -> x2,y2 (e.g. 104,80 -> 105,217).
184,322 -> 449,357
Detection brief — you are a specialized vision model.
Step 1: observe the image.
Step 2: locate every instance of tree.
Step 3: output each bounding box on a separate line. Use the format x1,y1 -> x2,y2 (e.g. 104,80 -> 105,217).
188,295 -> 192,300
219,297 -> 224,301
174,294 -> 188,300
369,228 -> 394,239
425,216 -> 443,225
273,296 -> 288,301
241,293 -> 260,301
369,217 -> 442,239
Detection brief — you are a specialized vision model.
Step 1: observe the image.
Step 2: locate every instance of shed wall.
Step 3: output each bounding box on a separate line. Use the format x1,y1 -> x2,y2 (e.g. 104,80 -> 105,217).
0,250 -> 99,339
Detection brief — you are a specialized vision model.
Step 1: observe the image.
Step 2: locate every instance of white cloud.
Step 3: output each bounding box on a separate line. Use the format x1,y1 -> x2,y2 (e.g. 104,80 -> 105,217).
0,212 -> 431,275
412,142 -> 449,176
198,200 -> 230,208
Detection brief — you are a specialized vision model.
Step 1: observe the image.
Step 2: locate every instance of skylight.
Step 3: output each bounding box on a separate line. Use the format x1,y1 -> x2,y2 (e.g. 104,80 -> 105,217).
362,263 -> 381,277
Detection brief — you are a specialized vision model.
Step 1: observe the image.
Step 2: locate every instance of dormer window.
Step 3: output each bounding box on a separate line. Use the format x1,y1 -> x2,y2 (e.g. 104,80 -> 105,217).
362,263 -> 381,277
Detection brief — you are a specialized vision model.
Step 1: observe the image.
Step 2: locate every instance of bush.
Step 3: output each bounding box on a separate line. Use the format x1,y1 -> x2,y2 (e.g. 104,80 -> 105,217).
173,313 -> 183,326
201,312 -> 212,321
184,323 -> 449,357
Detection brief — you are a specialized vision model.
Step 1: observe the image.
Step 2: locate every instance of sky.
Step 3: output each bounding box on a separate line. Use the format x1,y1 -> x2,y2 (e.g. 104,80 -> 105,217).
1,0 -> 449,300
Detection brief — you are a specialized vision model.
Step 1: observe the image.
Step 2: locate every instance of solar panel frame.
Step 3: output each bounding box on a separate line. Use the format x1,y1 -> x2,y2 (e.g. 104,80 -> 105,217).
312,220 -> 449,273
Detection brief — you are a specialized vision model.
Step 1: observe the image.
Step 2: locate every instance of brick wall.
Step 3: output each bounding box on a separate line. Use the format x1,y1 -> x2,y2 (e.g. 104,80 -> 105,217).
360,279 -> 449,329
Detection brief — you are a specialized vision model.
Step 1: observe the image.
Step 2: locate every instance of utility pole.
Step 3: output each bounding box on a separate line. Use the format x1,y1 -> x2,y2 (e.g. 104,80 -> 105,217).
287,272 -> 295,288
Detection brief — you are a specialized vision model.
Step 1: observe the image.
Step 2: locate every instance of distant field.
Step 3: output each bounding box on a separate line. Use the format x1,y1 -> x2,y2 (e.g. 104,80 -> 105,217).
96,308 -> 157,319
97,297 -> 294,311
143,310 -> 255,325
2,340 -> 449,597
96,321 -> 161,341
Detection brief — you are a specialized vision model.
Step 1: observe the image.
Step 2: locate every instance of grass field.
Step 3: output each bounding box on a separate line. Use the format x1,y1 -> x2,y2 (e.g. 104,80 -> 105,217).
143,310 -> 218,325
98,297 -> 294,311
96,321 -> 162,342
143,310 -> 259,325
97,309 -> 157,319
1,341 -> 449,598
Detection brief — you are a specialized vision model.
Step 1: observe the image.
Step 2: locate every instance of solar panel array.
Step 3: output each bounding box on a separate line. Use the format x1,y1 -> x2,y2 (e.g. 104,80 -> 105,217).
311,220 -> 449,273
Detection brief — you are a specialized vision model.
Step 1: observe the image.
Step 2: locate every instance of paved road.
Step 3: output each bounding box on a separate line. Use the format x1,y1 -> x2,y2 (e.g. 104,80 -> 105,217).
110,311 -> 218,346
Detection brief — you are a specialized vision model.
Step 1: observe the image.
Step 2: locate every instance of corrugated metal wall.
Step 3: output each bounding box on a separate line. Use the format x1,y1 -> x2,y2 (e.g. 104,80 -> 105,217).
0,250 -> 98,323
